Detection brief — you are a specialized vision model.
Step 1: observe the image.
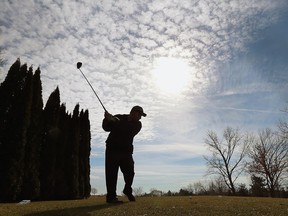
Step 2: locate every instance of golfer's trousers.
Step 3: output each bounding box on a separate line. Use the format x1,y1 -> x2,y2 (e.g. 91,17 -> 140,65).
105,150 -> 135,200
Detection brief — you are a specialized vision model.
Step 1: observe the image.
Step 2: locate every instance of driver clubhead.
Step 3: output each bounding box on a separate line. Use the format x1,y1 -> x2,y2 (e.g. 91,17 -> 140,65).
77,62 -> 82,69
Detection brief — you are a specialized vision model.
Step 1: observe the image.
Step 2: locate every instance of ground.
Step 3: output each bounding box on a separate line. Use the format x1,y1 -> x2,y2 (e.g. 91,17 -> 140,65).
0,196 -> 287,216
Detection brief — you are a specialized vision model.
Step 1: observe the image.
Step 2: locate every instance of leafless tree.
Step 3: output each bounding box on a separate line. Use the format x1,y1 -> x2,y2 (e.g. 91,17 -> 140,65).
192,181 -> 206,195
278,105 -> 288,140
204,127 -> 252,195
247,128 -> 288,197
185,183 -> 194,194
207,176 -> 229,195
91,188 -> 97,195
0,49 -> 7,67
150,188 -> 163,197
0,49 -> 7,83
133,186 -> 144,197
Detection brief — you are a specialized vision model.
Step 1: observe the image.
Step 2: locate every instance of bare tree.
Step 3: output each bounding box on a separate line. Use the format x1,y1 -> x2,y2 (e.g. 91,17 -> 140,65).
133,186 -> 144,197
91,188 -> 97,195
0,49 -> 7,82
192,181 -> 206,195
204,127 -> 252,195
207,176 -> 229,195
247,128 -> 288,197
150,188 -> 163,197
185,183 -> 194,194
0,49 -> 7,67
278,105 -> 288,140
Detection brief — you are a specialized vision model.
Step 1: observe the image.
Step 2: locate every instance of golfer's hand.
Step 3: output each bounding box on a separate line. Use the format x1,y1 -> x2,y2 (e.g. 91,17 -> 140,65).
104,111 -> 113,119
105,111 -> 120,122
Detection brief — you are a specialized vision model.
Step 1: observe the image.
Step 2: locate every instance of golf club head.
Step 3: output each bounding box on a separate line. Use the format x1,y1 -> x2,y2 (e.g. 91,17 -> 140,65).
77,62 -> 82,69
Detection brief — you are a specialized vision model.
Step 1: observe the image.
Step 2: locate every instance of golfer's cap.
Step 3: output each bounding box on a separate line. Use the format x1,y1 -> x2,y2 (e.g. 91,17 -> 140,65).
131,105 -> 147,117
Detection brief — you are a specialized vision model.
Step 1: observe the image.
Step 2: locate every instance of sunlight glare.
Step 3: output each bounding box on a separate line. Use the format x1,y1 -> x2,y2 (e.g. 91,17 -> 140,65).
152,57 -> 192,94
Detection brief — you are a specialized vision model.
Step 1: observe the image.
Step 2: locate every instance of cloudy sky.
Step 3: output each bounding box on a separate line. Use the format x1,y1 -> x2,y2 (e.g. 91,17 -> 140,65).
1,0 -> 288,194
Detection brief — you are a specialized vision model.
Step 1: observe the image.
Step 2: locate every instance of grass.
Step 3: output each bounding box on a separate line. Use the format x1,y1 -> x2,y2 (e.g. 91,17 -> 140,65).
0,196 -> 287,216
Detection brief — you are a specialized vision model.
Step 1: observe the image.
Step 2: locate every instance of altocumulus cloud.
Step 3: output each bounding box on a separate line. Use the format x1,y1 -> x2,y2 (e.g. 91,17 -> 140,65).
1,0 -> 288,194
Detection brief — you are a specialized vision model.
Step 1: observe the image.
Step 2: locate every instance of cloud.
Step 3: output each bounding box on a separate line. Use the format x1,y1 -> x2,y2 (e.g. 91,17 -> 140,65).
1,0 -> 288,193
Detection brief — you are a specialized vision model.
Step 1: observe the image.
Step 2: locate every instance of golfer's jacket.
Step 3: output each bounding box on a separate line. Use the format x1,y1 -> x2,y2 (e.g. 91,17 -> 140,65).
102,114 -> 141,154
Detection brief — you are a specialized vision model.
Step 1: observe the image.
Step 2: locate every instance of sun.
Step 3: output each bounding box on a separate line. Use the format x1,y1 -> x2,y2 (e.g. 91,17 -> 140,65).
152,57 -> 192,94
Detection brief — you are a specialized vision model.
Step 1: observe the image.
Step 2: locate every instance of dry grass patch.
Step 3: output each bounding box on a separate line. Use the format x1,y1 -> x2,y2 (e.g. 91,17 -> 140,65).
0,196 -> 287,216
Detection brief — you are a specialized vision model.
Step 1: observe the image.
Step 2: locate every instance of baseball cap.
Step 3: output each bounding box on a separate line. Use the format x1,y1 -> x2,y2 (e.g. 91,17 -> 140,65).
131,105 -> 147,117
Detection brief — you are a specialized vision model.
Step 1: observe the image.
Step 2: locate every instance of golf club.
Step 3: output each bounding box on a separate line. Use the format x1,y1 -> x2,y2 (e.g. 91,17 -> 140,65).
76,62 -> 107,112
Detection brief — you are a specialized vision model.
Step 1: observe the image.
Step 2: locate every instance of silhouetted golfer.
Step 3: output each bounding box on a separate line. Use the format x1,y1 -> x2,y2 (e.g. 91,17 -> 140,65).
102,105 -> 146,204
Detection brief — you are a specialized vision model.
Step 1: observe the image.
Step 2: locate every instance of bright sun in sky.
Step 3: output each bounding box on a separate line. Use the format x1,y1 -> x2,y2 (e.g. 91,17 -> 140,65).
152,57 -> 192,94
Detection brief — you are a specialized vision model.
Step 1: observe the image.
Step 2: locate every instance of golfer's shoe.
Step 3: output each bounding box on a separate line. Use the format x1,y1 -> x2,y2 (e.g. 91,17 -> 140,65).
124,192 -> 136,202
106,198 -> 123,204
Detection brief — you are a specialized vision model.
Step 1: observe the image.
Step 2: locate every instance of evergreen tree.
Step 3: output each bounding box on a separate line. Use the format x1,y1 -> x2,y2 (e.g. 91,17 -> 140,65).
40,87 -> 61,200
0,60 -> 92,202
21,67 -> 43,200
0,59 -> 22,202
69,104 -> 81,198
250,175 -> 268,197
79,109 -> 91,198
54,104 -> 70,199
0,60 -> 34,202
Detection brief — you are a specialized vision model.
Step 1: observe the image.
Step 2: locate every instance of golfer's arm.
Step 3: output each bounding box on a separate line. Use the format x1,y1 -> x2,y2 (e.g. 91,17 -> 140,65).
102,119 -> 112,131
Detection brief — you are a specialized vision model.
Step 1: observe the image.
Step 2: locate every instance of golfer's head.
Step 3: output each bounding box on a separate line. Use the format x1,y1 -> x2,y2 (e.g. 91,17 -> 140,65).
130,106 -> 146,121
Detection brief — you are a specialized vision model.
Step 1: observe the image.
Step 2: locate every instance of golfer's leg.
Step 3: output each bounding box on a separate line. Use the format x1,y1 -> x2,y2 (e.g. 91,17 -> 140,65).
105,151 -> 119,201
120,155 -> 135,195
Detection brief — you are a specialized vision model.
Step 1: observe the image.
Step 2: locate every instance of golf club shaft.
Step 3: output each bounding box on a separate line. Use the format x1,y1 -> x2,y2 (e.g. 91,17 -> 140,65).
78,68 -> 107,112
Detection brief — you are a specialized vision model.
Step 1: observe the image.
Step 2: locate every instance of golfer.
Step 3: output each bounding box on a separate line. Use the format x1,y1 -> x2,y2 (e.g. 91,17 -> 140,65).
102,105 -> 146,204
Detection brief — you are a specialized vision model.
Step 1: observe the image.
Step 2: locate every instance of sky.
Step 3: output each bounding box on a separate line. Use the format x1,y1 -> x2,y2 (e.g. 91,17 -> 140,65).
1,0 -> 288,195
